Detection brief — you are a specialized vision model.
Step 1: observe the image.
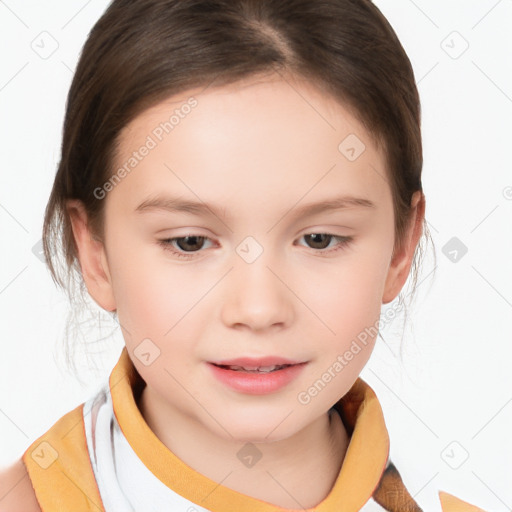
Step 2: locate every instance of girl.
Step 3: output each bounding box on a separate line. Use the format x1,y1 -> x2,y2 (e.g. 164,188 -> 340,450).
0,0 -> 488,511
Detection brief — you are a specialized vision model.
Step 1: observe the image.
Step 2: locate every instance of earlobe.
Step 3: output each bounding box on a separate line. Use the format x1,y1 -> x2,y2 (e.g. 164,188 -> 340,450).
66,199 -> 117,312
382,191 -> 425,305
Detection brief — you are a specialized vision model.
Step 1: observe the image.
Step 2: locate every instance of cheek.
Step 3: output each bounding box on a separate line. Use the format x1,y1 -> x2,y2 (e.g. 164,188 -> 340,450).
107,238 -> 201,343
299,269 -> 383,403
297,252 -> 388,333
293,250 -> 389,389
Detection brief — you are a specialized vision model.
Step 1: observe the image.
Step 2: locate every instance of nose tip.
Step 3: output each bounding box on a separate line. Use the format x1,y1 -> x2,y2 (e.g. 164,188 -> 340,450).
221,259 -> 292,331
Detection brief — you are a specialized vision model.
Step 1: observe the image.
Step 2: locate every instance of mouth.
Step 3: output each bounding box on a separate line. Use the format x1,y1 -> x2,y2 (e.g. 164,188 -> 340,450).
210,363 -> 298,373
206,361 -> 308,394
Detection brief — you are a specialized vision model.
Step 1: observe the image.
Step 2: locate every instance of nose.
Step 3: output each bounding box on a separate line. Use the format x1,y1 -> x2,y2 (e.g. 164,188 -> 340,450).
220,255 -> 294,332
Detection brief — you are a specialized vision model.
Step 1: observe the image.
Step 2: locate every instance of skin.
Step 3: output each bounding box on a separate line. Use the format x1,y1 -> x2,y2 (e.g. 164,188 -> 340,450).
67,71 -> 425,509
0,459 -> 42,512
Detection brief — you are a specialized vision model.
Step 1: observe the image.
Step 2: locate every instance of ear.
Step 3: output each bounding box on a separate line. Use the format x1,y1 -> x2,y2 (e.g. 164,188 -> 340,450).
66,199 -> 117,312
382,190 -> 426,305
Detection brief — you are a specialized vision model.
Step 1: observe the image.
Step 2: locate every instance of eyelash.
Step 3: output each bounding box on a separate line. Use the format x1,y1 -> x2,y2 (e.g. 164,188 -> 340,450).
157,233 -> 354,260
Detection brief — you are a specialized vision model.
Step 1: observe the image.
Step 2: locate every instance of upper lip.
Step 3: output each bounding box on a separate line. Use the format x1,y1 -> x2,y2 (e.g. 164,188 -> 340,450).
209,356 -> 306,367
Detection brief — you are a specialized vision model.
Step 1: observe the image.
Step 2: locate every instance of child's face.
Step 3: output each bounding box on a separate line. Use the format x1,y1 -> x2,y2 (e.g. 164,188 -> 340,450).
92,74 -> 405,441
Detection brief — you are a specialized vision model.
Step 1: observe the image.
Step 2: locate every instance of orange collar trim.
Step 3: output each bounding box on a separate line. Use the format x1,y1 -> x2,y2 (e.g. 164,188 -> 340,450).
110,346 -> 390,511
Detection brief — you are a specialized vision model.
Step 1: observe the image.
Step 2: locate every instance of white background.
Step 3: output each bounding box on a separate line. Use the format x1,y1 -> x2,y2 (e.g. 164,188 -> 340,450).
1,1 -> 511,511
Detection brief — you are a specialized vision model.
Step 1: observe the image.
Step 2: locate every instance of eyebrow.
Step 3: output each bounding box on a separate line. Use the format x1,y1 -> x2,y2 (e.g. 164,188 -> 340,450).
134,194 -> 376,220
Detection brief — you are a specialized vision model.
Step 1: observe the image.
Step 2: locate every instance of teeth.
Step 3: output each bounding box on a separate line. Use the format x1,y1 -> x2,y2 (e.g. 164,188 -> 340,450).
226,364 -> 288,373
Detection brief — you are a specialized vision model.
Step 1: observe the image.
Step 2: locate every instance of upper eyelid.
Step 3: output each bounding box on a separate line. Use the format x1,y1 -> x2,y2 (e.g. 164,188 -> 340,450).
161,230 -> 349,242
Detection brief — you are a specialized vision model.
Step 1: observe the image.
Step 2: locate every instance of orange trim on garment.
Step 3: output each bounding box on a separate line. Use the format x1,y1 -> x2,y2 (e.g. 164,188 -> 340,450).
21,403 -> 105,512
110,346 -> 390,511
439,491 -> 488,512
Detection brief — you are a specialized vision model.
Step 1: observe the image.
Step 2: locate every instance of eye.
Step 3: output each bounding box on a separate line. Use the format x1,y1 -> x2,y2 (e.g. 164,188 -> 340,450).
296,233 -> 354,255
158,235 -> 214,259
157,233 -> 353,260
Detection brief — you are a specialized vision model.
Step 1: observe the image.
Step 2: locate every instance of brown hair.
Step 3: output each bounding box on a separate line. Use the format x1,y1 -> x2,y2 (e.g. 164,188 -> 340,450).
42,0 -> 436,375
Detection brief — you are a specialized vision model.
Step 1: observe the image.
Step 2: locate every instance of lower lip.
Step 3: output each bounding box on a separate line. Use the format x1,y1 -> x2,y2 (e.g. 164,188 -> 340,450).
207,363 -> 308,395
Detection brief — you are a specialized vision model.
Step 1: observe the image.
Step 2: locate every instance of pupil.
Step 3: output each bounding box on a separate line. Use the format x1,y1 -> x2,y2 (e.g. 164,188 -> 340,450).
307,233 -> 330,249
178,235 -> 204,251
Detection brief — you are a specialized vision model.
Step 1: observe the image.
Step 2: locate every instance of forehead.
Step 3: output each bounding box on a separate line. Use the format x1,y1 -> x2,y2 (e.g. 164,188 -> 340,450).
108,75 -> 391,217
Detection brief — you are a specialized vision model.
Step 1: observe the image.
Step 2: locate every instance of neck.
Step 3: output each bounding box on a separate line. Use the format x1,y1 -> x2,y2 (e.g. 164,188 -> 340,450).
137,385 -> 350,509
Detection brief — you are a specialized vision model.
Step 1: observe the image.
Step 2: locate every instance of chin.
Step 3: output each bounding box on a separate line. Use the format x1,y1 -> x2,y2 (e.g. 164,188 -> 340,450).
203,413 -> 301,444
